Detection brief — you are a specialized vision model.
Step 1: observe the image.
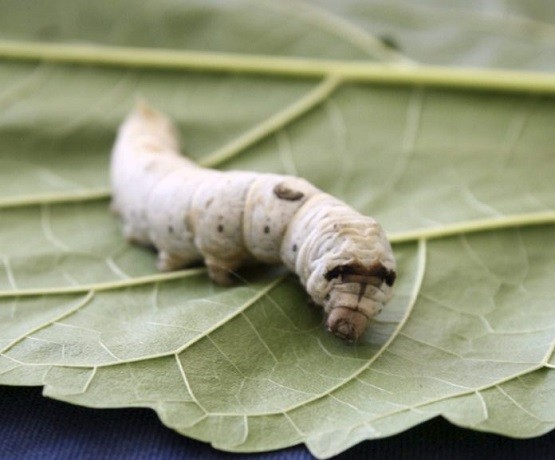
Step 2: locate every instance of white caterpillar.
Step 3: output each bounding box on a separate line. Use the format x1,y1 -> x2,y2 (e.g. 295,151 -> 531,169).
110,102 -> 396,341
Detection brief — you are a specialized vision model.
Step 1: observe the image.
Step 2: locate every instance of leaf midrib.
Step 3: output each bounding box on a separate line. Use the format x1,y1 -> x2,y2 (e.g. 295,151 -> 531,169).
0,40 -> 554,93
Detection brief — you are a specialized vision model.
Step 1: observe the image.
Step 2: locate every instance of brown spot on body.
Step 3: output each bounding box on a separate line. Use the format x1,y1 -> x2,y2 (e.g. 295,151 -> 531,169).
264,225 -> 270,234
292,244 -> 297,252
324,262 -> 396,287
205,198 -> 214,209
168,225 -> 174,234
217,224 -> 224,233
273,182 -> 304,201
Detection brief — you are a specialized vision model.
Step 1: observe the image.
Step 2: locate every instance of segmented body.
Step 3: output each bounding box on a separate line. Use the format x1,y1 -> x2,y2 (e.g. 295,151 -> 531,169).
111,102 -> 396,341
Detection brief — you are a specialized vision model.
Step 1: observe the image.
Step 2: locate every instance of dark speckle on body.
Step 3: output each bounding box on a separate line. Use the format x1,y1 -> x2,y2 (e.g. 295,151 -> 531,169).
217,224 -> 224,233
264,225 -> 270,234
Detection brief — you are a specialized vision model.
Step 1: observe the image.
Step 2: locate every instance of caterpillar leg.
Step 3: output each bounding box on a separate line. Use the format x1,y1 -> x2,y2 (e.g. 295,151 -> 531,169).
156,251 -> 197,272
110,199 -> 121,216
122,222 -> 151,246
204,256 -> 242,286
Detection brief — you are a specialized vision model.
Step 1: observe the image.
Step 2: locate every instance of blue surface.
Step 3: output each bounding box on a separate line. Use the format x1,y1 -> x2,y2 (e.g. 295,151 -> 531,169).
0,385 -> 553,459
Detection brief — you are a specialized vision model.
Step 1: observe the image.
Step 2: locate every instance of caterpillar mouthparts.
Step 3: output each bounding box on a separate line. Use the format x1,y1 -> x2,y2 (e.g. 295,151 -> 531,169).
110,101 -> 396,342
326,307 -> 368,342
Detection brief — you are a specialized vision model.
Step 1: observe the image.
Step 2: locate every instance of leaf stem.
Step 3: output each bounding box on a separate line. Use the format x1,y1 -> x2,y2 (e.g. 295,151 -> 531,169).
0,268 -> 206,298
0,188 -> 111,209
388,210 -> 555,244
0,40 -> 554,93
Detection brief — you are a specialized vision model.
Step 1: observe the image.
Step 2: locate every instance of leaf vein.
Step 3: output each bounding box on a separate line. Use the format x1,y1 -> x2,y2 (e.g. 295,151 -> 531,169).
199,75 -> 342,168
0,291 -> 94,355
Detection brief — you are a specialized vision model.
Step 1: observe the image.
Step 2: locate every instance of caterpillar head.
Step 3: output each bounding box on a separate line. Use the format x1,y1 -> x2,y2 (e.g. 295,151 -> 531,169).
303,219 -> 396,342
322,261 -> 396,341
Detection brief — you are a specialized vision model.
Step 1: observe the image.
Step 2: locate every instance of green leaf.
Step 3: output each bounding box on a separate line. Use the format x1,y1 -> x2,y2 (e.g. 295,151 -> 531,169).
0,1 -> 554,458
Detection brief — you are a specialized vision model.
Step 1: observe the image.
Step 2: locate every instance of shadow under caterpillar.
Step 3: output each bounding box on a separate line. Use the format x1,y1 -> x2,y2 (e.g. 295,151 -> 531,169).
110,101 -> 396,342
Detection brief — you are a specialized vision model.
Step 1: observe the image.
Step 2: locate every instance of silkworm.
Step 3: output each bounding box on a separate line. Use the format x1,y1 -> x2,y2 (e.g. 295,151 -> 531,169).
110,102 -> 396,342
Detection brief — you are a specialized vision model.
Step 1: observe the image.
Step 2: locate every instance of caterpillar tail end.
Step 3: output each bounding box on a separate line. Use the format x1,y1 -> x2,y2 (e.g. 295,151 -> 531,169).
133,96 -> 155,116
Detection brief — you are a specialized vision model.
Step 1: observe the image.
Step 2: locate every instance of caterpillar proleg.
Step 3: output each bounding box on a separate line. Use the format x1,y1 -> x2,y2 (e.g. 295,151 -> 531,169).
110,102 -> 396,342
